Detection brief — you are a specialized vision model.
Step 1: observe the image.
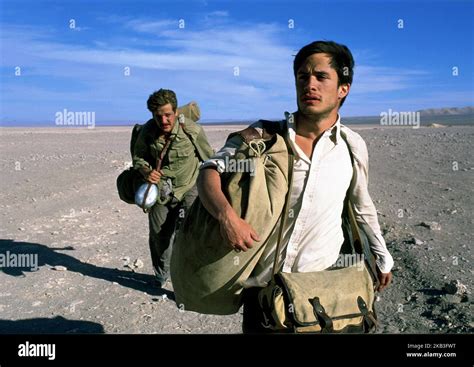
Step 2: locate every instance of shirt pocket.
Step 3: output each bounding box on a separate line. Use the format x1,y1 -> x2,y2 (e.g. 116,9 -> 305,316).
177,144 -> 195,158
167,144 -> 194,169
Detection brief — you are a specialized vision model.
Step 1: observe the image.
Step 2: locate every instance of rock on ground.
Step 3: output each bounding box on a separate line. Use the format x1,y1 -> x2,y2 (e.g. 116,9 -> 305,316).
0,125 -> 472,334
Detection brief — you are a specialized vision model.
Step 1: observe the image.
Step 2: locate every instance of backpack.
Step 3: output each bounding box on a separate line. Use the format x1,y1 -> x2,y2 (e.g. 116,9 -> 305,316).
170,120 -> 379,317
116,102 -> 202,205
170,121 -> 292,314
116,124 -> 144,204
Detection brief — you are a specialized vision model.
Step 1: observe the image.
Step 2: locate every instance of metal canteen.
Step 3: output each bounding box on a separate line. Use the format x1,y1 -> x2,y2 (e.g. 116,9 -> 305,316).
135,182 -> 159,210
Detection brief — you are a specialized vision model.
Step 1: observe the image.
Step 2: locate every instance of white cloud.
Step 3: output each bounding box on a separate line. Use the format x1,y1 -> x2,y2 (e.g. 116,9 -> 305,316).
125,19 -> 178,33
352,65 -> 430,94
2,22 -> 295,89
207,10 -> 229,17
0,19 -> 442,121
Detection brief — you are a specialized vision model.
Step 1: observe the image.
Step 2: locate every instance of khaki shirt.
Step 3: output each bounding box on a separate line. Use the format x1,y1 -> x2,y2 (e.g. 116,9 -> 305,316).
133,117 -> 214,202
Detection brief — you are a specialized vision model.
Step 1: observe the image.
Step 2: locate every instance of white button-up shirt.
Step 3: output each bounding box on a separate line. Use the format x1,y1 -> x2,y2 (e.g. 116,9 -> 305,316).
201,113 -> 394,287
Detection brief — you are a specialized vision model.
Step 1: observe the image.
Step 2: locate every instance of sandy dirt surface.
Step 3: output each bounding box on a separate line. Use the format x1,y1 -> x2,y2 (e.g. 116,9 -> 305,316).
0,124 -> 472,334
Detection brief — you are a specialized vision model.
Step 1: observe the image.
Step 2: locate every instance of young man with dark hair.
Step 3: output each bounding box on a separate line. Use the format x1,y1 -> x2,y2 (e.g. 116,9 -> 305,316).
197,41 -> 393,332
133,89 -> 214,287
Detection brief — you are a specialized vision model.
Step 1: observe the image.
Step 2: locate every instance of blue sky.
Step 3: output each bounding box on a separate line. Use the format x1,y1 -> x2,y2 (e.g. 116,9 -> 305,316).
0,0 -> 473,125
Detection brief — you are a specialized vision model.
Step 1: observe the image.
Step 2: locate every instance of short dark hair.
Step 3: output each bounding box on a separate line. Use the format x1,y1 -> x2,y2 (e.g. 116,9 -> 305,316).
147,89 -> 178,112
293,41 -> 354,107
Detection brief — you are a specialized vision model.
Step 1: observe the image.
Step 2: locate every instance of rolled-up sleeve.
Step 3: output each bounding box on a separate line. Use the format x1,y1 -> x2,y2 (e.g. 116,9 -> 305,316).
199,134 -> 242,174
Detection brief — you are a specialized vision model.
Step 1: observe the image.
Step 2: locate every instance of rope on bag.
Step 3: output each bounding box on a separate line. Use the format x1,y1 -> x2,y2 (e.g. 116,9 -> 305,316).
248,140 -> 266,157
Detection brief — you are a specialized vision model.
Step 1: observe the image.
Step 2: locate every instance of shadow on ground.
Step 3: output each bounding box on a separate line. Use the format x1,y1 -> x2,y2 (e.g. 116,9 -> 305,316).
0,316 -> 105,334
0,239 -> 174,299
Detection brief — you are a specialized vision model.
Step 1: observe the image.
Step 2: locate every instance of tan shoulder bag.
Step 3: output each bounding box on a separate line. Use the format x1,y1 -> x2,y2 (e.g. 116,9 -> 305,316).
257,137 -> 379,333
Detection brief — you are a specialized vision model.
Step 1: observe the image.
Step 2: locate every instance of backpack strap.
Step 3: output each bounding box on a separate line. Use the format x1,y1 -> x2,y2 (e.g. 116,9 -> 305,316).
179,122 -> 212,162
139,134 -> 174,213
271,151 -> 294,276
268,122 -> 378,284
340,134 -> 379,286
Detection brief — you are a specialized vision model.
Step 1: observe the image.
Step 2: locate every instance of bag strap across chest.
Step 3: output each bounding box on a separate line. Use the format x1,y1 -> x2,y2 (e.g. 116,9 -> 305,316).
266,123 -> 378,283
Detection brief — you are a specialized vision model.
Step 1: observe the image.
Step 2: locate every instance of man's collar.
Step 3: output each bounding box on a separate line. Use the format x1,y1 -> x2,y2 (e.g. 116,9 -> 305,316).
285,111 -> 342,144
328,114 -> 341,144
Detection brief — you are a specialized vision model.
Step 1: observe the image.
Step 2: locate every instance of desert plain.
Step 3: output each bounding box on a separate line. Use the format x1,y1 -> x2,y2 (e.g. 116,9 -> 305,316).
0,123 -> 472,333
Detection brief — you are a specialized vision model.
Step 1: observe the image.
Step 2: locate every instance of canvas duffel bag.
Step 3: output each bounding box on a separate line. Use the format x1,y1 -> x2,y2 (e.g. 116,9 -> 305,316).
171,122 -> 291,315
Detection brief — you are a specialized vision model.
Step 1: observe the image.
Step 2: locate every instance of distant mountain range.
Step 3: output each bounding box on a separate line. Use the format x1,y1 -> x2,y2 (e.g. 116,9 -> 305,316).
417,106 -> 474,116
1,107 -> 473,127
342,106 -> 473,126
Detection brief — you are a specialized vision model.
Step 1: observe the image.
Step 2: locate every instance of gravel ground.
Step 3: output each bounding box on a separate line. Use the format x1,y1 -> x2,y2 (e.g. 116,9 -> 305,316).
0,124 -> 472,334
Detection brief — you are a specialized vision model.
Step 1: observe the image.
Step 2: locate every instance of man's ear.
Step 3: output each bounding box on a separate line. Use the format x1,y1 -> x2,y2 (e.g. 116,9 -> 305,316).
338,83 -> 350,99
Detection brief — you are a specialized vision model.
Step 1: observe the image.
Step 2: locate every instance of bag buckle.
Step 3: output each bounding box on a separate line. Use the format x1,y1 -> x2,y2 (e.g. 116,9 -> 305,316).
310,297 -> 334,333
357,296 -> 378,332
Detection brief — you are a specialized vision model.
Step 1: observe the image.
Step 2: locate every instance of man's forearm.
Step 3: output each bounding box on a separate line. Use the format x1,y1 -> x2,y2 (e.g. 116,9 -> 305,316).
197,168 -> 234,222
